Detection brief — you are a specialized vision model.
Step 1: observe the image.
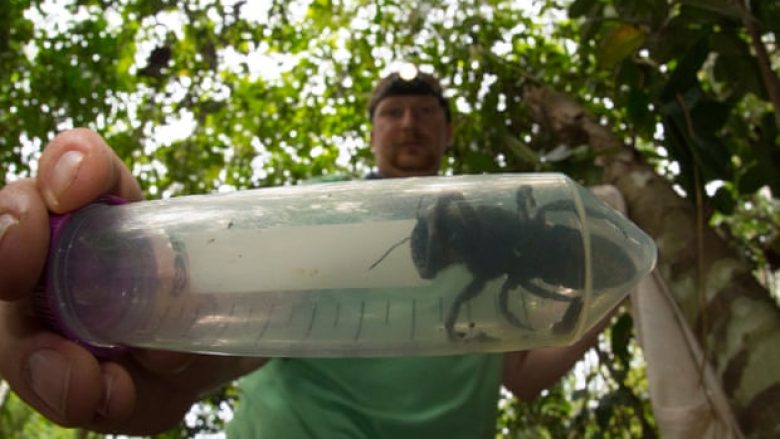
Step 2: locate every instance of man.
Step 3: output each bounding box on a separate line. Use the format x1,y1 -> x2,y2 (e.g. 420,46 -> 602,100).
367,71 -> 452,178
0,71 -> 608,436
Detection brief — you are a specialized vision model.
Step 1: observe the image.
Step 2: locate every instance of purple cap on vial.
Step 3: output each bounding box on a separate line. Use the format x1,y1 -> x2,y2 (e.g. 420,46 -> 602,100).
35,195 -> 131,357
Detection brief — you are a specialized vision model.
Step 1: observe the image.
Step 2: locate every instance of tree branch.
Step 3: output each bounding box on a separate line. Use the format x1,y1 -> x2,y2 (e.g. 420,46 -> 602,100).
737,1 -> 780,128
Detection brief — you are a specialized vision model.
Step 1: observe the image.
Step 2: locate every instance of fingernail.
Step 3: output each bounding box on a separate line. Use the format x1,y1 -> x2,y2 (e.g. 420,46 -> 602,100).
44,150 -> 85,208
0,213 -> 19,245
26,349 -> 71,417
96,373 -> 114,417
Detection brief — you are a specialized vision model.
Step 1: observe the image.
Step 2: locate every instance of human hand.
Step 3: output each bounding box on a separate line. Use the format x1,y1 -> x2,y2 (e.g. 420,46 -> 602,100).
0,129 -> 264,434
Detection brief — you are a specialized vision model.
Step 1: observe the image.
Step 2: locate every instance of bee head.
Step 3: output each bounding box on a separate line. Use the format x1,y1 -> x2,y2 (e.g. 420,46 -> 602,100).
410,219 -> 446,279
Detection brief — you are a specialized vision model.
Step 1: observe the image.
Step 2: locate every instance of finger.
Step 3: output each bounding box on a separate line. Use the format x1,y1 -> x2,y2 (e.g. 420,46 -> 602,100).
37,128 -> 142,214
0,179 -> 50,300
0,299 -> 138,428
109,353 -> 266,434
132,348 -> 197,376
0,300 -> 100,425
94,361 -> 136,423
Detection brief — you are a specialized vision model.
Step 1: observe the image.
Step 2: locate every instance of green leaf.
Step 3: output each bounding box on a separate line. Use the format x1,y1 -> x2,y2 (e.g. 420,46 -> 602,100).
680,0 -> 743,18
712,186 -> 736,214
753,0 -> 780,33
611,313 -> 633,368
462,150 -> 499,173
626,87 -> 653,134
660,33 -> 711,103
613,0 -> 670,26
597,23 -> 646,70
690,99 -> 732,134
738,164 -> 771,194
711,31 -> 766,99
569,0 -> 598,18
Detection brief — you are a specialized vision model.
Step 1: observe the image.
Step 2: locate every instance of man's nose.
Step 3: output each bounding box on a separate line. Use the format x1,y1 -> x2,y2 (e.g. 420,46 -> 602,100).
400,108 -> 418,127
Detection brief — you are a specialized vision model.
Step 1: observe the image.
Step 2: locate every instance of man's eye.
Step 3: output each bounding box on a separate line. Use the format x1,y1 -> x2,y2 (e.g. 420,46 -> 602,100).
417,106 -> 436,117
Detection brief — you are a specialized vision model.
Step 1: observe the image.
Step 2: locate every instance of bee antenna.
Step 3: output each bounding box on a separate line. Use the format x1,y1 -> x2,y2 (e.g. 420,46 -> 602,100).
369,236 -> 411,271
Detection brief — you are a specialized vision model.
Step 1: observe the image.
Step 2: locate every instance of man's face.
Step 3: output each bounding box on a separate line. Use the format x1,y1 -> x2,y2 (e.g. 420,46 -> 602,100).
370,95 -> 453,178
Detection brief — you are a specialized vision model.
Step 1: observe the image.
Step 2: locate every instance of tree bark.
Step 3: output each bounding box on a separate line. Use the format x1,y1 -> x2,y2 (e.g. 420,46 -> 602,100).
523,85 -> 780,439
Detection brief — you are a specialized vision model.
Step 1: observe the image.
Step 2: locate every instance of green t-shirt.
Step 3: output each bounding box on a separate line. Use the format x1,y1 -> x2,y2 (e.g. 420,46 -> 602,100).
227,354 -> 504,438
227,175 -> 504,437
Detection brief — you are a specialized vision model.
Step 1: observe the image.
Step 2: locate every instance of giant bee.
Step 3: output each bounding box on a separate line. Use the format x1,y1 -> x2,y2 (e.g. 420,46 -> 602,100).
371,185 -> 637,340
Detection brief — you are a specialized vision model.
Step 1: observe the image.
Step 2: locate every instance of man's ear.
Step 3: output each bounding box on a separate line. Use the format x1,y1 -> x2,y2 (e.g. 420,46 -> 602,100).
369,128 -> 376,151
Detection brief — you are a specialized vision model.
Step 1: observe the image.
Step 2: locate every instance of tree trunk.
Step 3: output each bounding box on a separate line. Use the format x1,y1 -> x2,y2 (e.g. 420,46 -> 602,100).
523,86 -> 780,439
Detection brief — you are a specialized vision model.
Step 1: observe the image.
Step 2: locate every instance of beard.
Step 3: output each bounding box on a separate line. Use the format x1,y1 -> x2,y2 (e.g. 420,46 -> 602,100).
393,143 -> 441,174
372,124 -> 450,177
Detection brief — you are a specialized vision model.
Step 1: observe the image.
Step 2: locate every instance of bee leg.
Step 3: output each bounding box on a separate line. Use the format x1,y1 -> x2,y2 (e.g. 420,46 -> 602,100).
551,297 -> 583,335
515,185 -> 537,224
445,277 -> 487,340
498,278 -> 532,330
516,280 -> 582,333
520,280 -> 578,303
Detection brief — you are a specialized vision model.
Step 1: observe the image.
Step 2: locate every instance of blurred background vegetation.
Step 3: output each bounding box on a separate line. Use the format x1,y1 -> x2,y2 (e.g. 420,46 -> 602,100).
1,0 -> 778,437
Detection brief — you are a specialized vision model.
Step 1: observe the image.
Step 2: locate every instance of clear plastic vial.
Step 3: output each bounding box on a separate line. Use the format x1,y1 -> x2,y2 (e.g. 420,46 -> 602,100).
40,174 -> 656,357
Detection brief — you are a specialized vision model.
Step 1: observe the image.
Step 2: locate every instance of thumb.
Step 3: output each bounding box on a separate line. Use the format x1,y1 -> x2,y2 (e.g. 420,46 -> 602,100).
37,128 -> 142,214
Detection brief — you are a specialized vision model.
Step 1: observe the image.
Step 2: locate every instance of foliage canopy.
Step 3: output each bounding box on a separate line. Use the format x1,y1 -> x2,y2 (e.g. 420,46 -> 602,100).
1,0 -> 778,436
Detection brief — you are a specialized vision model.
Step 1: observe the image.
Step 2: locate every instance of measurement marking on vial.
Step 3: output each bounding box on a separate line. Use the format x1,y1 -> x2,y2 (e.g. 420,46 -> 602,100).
287,303 -> 296,326
257,302 -> 276,341
223,303 -> 237,332
385,300 -> 390,325
183,305 -> 202,336
410,299 -> 417,340
218,303 -> 238,337
305,303 -> 318,338
180,308 -> 197,336
246,304 -> 257,333
354,301 -> 365,341
247,305 -> 255,322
